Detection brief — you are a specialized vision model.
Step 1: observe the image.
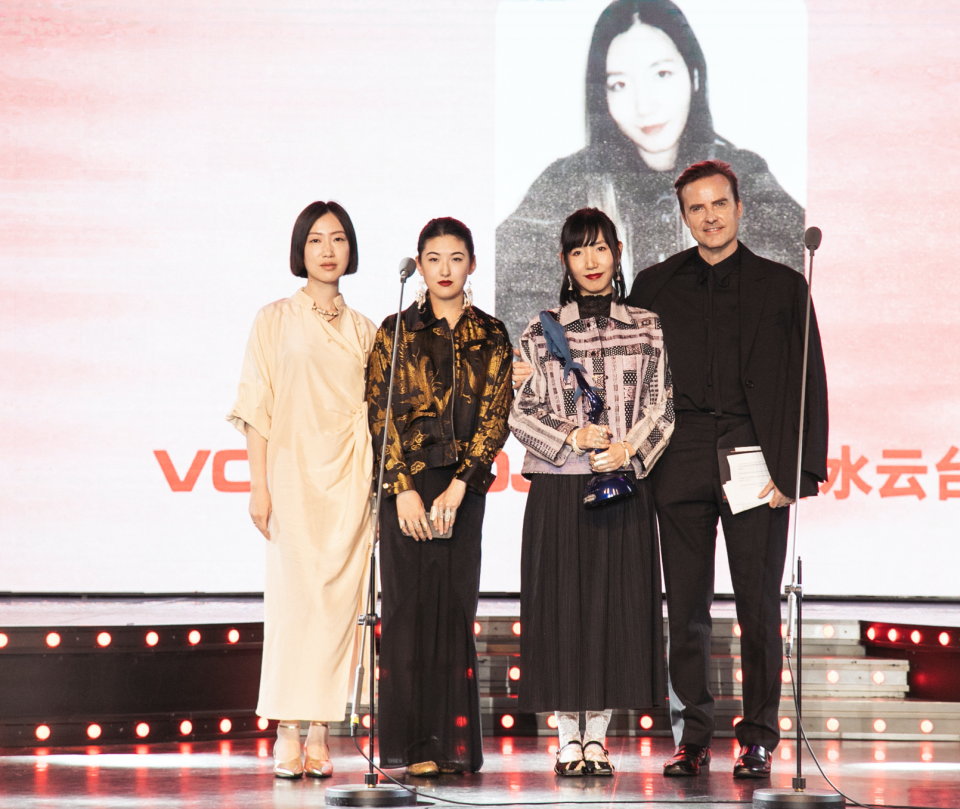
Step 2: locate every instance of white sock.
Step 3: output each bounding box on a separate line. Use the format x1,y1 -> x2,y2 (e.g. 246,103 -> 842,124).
275,721 -> 301,761
584,710 -> 612,749
555,712 -> 582,762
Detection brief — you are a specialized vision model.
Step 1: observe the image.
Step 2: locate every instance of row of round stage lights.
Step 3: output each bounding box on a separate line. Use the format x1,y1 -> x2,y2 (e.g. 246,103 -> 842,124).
33,715 -> 273,742
3,623 -> 951,650
866,626 -> 952,645
731,623 -> 953,645
0,627 -> 246,649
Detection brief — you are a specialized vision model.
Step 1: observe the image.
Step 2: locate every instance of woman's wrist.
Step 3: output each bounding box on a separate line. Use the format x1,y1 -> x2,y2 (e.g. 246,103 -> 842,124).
621,440 -> 633,468
569,428 -> 585,456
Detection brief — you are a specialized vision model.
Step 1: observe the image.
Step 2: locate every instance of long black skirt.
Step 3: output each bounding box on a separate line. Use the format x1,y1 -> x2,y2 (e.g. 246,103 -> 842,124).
519,473 -> 665,713
378,466 -> 484,772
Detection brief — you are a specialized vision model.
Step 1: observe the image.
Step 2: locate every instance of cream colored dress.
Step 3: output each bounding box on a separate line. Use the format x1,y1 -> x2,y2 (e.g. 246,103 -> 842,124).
228,289 -> 376,721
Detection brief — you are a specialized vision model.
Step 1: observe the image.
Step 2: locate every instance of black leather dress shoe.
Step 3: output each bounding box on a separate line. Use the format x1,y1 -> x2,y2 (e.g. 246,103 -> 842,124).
734,744 -> 772,778
663,743 -> 711,776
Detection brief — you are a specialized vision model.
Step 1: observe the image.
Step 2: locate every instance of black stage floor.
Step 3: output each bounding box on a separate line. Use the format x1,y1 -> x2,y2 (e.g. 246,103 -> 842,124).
2,735 -> 957,808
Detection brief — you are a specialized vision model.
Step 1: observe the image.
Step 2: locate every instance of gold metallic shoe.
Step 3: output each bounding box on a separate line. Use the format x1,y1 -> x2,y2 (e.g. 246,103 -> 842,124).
304,721 -> 333,777
273,722 -> 304,779
406,761 -> 439,777
304,745 -> 334,778
273,753 -> 304,779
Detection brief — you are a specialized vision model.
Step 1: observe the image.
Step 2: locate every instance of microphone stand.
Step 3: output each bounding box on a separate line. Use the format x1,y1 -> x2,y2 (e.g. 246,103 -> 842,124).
754,231 -> 842,808
326,260 -> 418,808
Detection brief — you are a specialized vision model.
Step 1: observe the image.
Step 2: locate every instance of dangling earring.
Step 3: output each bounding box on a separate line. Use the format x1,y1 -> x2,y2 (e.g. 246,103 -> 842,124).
566,273 -> 574,291
615,263 -> 623,282
415,278 -> 427,310
462,281 -> 473,310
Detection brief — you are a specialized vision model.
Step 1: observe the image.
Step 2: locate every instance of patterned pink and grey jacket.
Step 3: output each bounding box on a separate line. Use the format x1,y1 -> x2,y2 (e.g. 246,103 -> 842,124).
509,298 -> 674,478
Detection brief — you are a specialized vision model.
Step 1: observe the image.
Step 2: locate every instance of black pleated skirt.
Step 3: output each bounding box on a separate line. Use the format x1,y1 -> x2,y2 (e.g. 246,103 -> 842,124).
519,473 -> 665,713
377,466 -> 484,772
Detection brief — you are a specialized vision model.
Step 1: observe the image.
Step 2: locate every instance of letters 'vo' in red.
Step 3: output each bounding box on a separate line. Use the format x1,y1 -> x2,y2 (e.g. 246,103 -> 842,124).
154,450 -> 250,492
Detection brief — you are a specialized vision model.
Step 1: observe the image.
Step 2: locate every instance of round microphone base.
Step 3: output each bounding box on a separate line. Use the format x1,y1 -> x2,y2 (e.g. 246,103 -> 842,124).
325,784 -> 417,807
752,788 -> 845,808
583,472 -> 636,508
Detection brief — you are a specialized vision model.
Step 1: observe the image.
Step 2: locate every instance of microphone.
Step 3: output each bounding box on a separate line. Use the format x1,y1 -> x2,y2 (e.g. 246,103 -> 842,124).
399,257 -> 417,279
803,226 -> 822,254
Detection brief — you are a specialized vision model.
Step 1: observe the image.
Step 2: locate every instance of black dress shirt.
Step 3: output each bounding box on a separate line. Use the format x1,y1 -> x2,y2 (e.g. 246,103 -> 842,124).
654,247 -> 749,416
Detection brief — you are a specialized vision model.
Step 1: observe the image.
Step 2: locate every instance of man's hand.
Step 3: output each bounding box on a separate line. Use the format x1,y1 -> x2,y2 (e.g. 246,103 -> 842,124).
759,478 -> 794,508
513,348 -> 533,389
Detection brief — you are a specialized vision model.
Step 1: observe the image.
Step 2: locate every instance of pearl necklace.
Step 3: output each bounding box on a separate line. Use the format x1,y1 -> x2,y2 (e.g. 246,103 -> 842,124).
312,303 -> 339,322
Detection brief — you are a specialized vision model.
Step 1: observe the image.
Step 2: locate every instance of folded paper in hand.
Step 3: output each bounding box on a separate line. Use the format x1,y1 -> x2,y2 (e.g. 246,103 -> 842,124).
720,446 -> 773,515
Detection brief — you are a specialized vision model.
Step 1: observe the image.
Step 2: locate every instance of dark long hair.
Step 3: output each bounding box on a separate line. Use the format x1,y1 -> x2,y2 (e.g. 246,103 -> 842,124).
585,0 -> 715,158
289,201 -> 358,277
559,208 -> 625,305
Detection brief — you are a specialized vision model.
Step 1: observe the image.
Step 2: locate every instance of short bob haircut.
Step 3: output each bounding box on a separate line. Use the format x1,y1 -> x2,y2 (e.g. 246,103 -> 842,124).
585,0 -> 715,156
559,208 -> 625,306
417,217 -> 475,260
674,159 -> 740,214
289,201 -> 358,278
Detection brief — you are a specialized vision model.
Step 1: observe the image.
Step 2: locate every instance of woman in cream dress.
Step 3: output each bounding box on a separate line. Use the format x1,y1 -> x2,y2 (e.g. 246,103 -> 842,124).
228,200 -> 376,778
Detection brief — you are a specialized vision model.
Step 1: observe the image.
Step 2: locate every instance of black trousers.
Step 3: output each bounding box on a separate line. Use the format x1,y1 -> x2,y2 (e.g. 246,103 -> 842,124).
378,466 -> 484,772
651,412 -> 789,750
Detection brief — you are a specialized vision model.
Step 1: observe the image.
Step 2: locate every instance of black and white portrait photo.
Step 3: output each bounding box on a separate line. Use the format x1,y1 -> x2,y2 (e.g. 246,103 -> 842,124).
495,0 -> 807,345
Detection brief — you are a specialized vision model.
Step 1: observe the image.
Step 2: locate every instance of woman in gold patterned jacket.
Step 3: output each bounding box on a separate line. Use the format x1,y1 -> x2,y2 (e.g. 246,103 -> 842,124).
366,217 -> 513,776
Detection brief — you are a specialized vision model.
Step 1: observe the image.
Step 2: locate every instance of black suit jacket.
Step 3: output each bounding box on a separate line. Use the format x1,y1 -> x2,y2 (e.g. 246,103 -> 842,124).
627,243 -> 828,498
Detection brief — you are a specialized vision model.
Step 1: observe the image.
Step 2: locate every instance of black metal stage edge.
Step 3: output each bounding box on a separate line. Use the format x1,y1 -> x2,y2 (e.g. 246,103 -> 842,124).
0,621 -> 271,748
4,606 -> 959,749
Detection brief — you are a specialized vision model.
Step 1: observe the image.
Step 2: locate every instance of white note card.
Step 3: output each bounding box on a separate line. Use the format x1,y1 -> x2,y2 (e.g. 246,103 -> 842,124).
722,450 -> 773,514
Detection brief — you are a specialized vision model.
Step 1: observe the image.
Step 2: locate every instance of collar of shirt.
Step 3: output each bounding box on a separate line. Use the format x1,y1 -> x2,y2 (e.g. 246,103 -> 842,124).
558,297 -> 635,327
687,242 -> 741,288
293,288 -> 346,312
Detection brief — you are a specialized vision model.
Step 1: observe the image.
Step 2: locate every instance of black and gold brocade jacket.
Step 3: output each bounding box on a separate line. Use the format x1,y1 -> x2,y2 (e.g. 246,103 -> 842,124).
366,299 -> 513,497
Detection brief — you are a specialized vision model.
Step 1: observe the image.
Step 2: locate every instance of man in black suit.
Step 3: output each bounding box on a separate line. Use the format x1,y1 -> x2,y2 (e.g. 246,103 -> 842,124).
626,160 -> 828,778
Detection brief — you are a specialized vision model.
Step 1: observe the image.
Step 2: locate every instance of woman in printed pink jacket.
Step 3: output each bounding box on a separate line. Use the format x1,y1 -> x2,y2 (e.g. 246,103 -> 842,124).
509,207 -> 674,777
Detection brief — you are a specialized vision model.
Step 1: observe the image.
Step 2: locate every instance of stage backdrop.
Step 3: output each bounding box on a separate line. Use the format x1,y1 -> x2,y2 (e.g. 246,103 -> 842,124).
2,0 -> 958,597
